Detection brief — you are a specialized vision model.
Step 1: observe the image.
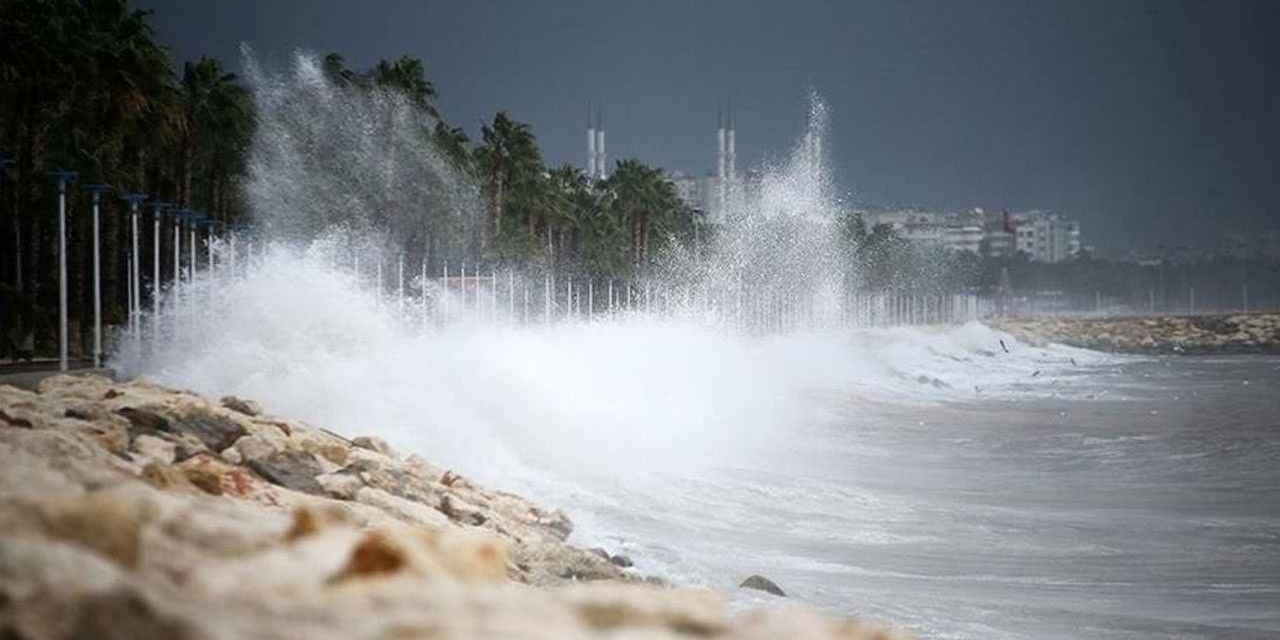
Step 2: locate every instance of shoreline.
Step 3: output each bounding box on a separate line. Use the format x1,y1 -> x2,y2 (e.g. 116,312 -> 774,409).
991,312 -> 1280,355
0,374 -> 908,639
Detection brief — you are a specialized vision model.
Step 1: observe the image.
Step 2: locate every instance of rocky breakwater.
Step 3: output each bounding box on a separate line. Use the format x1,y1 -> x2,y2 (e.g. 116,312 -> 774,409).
0,375 -> 909,640
994,312 -> 1280,355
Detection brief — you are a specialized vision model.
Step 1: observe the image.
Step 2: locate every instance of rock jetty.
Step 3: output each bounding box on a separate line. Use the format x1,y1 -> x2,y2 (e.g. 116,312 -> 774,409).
0,375 -> 909,640
993,312 -> 1280,354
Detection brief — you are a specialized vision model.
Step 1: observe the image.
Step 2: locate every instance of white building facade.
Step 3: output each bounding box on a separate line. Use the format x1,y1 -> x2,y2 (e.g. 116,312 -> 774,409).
859,207 -> 1082,262
1012,211 -> 1080,262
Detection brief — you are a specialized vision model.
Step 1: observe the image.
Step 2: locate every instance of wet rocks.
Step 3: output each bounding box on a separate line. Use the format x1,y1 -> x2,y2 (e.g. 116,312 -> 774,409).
115,406 -> 168,434
740,574 -> 787,597
354,486 -> 450,529
224,433 -> 278,464
0,375 -> 913,640
246,449 -> 327,494
170,408 -> 247,453
219,395 -> 261,417
994,312 -> 1280,355
351,435 -> 394,457
115,404 -> 246,453
130,434 -> 175,466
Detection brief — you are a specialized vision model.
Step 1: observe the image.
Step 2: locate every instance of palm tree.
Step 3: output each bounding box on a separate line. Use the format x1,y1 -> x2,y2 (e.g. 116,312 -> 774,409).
322,53 -> 358,88
604,159 -> 682,267
1,0 -> 178,347
179,57 -> 251,214
433,122 -> 472,173
474,112 -> 542,252
371,56 -> 439,119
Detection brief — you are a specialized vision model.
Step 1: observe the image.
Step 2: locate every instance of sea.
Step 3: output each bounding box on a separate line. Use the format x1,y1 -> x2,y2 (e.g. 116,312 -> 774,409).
115,248 -> 1280,639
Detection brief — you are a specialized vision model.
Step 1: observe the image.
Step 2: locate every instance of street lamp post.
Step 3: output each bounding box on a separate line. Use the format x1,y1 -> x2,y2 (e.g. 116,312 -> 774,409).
149,203 -> 173,322
204,219 -> 216,273
188,212 -> 200,281
48,170 -> 78,371
84,184 -> 113,368
173,210 -> 186,287
187,212 -> 205,320
172,209 -> 189,337
120,193 -> 147,337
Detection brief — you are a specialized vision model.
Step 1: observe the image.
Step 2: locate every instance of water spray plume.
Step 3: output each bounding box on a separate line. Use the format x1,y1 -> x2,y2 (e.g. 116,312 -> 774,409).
110,49 -> 1090,552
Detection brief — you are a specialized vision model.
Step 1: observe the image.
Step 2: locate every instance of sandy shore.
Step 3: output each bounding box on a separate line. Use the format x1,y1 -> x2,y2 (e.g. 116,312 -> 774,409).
0,375 -> 907,639
992,312 -> 1280,355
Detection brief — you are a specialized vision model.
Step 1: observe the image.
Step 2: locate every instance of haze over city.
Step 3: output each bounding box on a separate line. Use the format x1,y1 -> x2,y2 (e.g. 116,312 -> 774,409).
139,0 -> 1280,254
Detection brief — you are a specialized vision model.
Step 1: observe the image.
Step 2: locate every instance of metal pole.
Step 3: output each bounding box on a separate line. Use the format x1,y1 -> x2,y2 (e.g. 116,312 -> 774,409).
473,263 -> 481,317
120,194 -> 146,337
544,274 -> 551,324
188,215 -> 199,325
442,261 -> 449,320
93,193 -> 101,367
173,212 -> 182,337
490,269 -> 497,323
49,171 -> 76,371
85,185 -> 112,367
398,253 -> 405,316
126,251 -> 133,339
508,270 -> 515,320
188,219 -> 196,284
150,204 -> 170,325
131,202 -> 140,332
588,279 -> 594,317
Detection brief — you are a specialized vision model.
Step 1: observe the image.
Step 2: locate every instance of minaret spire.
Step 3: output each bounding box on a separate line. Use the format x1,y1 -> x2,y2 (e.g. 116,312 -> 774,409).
716,106 -> 726,182
587,100 -> 596,178
726,98 -> 736,182
595,106 -> 606,179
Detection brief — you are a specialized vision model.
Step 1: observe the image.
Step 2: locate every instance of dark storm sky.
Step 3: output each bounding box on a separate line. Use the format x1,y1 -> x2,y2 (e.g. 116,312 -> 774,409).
137,0 -> 1279,254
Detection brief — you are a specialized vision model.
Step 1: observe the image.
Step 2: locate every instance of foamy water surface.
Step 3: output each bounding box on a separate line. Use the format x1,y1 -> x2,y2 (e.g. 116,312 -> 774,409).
114,250 -> 1280,638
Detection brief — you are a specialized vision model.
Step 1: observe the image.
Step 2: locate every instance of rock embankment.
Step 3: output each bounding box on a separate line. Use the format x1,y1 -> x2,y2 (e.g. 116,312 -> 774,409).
993,312 -> 1280,354
0,375 -> 908,640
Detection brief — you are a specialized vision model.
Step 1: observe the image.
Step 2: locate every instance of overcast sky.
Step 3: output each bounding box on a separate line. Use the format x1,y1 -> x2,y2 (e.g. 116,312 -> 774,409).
138,0 -> 1279,254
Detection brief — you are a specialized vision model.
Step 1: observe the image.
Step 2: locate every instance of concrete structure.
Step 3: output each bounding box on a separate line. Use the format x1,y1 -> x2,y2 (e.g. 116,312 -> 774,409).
585,105 -> 607,181
1012,211 -> 1080,263
857,206 -> 1082,262
669,104 -> 744,224
944,225 -> 984,254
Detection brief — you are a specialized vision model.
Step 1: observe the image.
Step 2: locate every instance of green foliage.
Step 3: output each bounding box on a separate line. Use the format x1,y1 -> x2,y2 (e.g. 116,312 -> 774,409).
1,0 -> 254,353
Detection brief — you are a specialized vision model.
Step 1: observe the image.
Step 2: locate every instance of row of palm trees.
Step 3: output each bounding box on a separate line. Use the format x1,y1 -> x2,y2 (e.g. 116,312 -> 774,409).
0,0 -> 707,357
317,55 -> 705,277
1,0 -> 252,356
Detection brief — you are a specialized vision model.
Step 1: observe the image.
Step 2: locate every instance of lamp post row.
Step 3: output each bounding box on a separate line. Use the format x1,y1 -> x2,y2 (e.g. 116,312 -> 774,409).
8,156 -> 228,371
